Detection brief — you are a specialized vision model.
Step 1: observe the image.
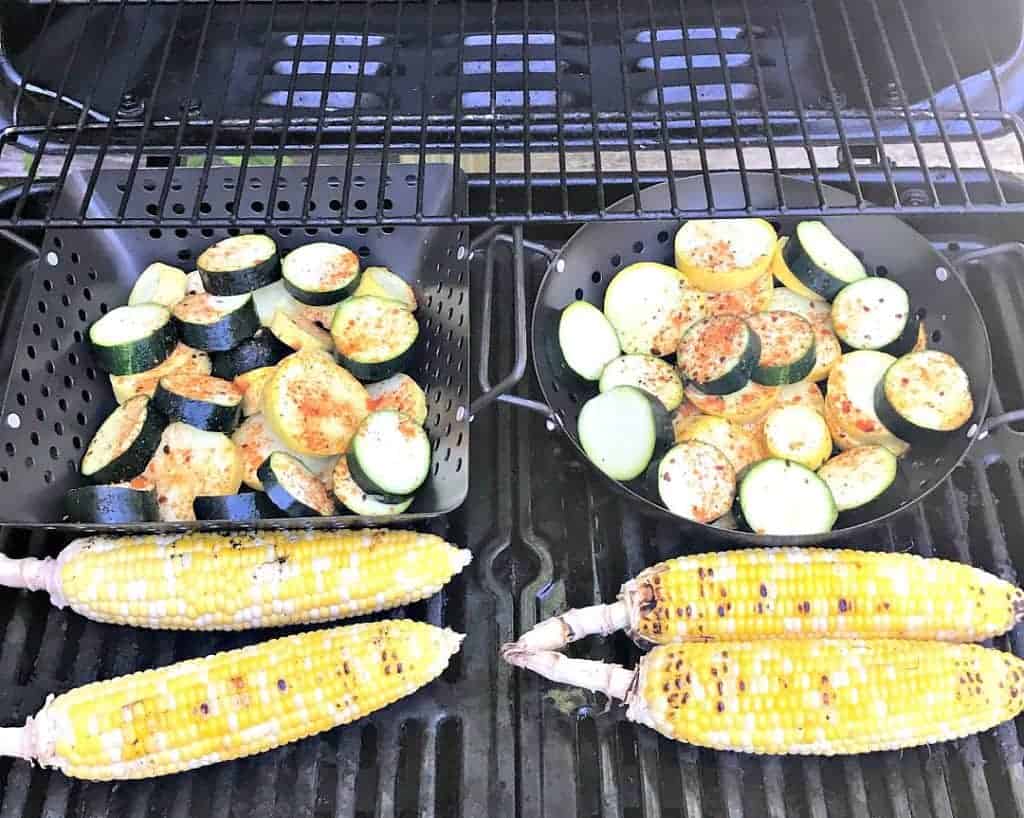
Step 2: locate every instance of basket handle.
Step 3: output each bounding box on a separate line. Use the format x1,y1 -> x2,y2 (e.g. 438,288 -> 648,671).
955,242 -> 1024,438
469,226 -> 555,420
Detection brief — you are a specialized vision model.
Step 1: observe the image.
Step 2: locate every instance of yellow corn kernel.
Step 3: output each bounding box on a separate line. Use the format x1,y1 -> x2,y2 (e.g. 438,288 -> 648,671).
18,620 -> 461,779
627,548 -> 1023,644
40,529 -> 470,629
636,639 -> 1024,755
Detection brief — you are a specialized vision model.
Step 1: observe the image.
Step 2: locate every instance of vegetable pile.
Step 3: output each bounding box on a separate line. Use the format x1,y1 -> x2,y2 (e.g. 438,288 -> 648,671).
73,235 -> 432,523
558,218 -> 974,536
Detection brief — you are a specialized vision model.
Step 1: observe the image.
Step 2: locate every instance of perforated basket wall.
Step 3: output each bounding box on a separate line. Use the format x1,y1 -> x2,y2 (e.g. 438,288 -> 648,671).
0,165 -> 470,528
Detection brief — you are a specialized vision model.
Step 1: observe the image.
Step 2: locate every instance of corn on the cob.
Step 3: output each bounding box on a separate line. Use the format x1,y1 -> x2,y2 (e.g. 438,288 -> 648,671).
503,639 -> 1024,755
0,620 -> 461,780
510,548 -> 1024,652
0,529 -> 471,630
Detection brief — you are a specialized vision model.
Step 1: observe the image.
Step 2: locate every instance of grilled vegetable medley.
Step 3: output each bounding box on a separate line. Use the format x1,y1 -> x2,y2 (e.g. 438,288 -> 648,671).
77,236 -> 432,522
557,218 -> 974,535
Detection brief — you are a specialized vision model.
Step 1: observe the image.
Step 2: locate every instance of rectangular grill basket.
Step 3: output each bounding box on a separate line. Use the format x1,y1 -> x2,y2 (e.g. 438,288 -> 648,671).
0,164 -> 470,529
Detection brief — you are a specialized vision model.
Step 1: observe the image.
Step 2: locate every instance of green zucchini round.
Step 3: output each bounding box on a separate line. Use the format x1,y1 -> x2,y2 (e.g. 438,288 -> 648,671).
65,485 -> 159,523
330,296 -> 420,382
781,221 -> 868,300
153,375 -> 243,434
172,293 -> 260,352
211,329 -> 293,379
874,351 -> 974,446
282,242 -> 362,306
677,315 -> 759,396
746,311 -> 817,386
197,234 -> 281,296
346,410 -> 431,502
89,304 -> 178,376
80,395 -> 168,484
258,451 -> 337,517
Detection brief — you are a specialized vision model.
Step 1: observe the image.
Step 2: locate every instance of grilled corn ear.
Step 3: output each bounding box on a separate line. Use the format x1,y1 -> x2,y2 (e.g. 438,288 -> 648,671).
511,548 -> 1024,651
0,529 -> 471,629
0,620 -> 461,779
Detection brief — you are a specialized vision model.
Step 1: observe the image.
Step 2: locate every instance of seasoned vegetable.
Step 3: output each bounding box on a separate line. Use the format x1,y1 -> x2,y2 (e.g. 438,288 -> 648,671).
875,350 -> 974,444
269,310 -> 334,353
211,329 -> 292,379
128,263 -> 188,308
90,304 -> 177,376
676,315 -> 759,395
739,458 -> 837,535
657,441 -> 736,523
233,366 -> 276,416
761,405 -> 832,470
826,351 -> 909,456
333,456 -> 415,516
81,395 -> 167,485
781,221 -> 867,299
831,277 -> 916,353
818,446 -> 899,511
674,218 -> 777,292
579,386 -> 671,481
767,284 -> 832,327
353,266 -> 417,311
259,452 -> 338,517
110,344 -> 211,404
331,296 -> 420,381
770,237 -> 824,301
599,355 -> 684,411
673,415 -> 765,474
806,325 -> 842,383
684,381 -> 779,426
172,293 -> 260,352
347,411 -> 431,501
196,233 -> 280,295
282,242 -> 361,305
152,374 -> 243,434
231,413 -> 332,491
746,311 -> 816,386
558,301 -> 621,381
603,262 -> 703,355
366,373 -> 429,425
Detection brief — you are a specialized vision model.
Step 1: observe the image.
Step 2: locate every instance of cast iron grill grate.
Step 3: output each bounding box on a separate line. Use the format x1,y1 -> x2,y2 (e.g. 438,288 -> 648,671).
2,0 -> 1024,223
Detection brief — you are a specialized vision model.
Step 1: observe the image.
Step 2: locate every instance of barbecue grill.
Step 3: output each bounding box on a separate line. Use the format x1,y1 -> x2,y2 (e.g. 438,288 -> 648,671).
1,0 -> 1024,815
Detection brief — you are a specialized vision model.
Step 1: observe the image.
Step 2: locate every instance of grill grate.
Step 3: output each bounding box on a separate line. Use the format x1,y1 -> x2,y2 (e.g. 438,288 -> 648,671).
2,0 -> 1024,223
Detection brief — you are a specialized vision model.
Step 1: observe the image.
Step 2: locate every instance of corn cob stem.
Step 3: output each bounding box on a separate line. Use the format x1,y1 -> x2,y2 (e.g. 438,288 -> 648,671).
509,548 -> 1024,650
0,530 -> 471,630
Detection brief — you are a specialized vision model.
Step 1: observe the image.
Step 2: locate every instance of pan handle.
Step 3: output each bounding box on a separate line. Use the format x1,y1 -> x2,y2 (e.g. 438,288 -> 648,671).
468,226 -> 556,420
955,242 -> 1024,438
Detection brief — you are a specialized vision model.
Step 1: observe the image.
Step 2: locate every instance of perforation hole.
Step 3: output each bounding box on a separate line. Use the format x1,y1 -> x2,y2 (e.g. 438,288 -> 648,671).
632,241 -> 644,254
916,307 -> 928,320
30,433 -> 39,446
56,316 -> 66,329
177,249 -> 191,261
146,204 -> 158,216
76,412 -> 87,426
305,227 -> 318,236
277,201 -> 290,212
657,230 -> 669,243
932,329 -> 942,343
43,470 -> 53,484
49,446 -> 59,461
4,443 -> 13,456
53,422 -> 63,436
81,389 -> 92,404
37,301 -> 47,315
611,254 -> 622,267
58,398 -> 68,412
26,346 -> 35,360
68,352 -> 80,366
42,279 -> 53,292
227,226 -> 240,236
85,367 -> 97,381
88,269 -> 98,281
143,180 -> 156,192
251,201 -> 265,213
61,294 -> 71,307
24,456 -> 34,469
358,246 -> 371,259
354,176 -> 366,188
574,288 -> 584,300
35,407 -> 45,422
31,323 -> 41,337
591,271 -> 601,284
72,435 -> 82,449
70,252 -> 80,264
354,200 -> 368,211
875,265 -> 889,277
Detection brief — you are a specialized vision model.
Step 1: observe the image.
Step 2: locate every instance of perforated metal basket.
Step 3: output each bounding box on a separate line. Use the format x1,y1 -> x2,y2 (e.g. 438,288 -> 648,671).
0,164 -> 470,529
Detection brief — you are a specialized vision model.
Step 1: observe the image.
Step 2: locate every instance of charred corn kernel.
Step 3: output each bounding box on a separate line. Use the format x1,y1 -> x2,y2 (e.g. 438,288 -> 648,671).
2,620 -> 461,779
0,530 -> 470,630
635,639 -> 1024,754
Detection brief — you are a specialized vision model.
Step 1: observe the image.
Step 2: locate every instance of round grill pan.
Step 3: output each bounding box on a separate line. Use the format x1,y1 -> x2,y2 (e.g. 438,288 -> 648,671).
531,173 -> 996,545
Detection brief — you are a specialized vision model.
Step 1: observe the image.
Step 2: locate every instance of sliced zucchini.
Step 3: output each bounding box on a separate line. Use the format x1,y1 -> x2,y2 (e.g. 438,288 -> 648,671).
770,237 -> 825,302
270,310 -> 335,353
128,262 -> 188,308
65,485 -> 159,523
674,218 -> 777,292
353,266 -> 417,311
832,278 -> 916,353
603,262 -> 703,356
558,301 -> 621,381
657,441 -> 736,523
684,381 -> 779,426
197,234 -> 280,295
193,492 -> 278,521
676,315 -> 759,396
761,405 -> 833,471
767,285 -> 832,328
81,395 -> 167,484
282,242 -> 361,306
234,366 -> 276,417
739,459 -> 838,536
875,351 -> 974,443
185,270 -> 205,295
781,221 -> 867,300
703,272 -> 774,317
825,351 -> 909,456
807,326 -> 842,383
747,311 -> 816,386
143,423 -> 243,521
333,456 -> 414,516
258,451 -> 337,517
331,296 -> 420,381
347,411 -> 431,501
262,350 -> 369,456
366,373 -> 428,425
252,280 -> 338,329
211,329 -> 292,379
231,414 -> 334,491
673,415 -> 766,474
599,355 -> 684,411
578,386 -> 672,481
818,446 -> 899,512
172,293 -> 260,352
110,343 -> 211,404
153,374 -> 243,434
776,381 -> 826,415
89,304 -> 177,376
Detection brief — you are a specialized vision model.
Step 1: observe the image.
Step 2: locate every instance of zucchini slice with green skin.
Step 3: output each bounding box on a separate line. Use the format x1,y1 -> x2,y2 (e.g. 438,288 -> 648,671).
738,458 -> 838,536
65,485 -> 159,523
281,242 -> 361,305
331,296 -> 420,382
211,329 -> 292,379
109,343 -> 211,404
818,446 -> 898,512
767,285 -> 832,328
827,350 -> 909,456
603,262 -> 702,356
193,491 -> 279,521
366,373 -> 428,425
874,350 -> 974,444
599,355 -> 684,411
270,310 -> 335,353
128,262 -> 188,308
81,395 -> 168,484
259,451 -> 337,517
89,304 -> 177,375
172,293 -> 260,352
781,221 -> 867,300
746,311 -> 816,386
353,266 -> 417,311
558,300 -> 621,381
346,410 -> 431,501
153,374 -> 243,434
578,386 -> 672,482
232,413 -> 334,491
674,218 -> 777,292
196,234 -> 280,295
657,441 -> 736,523
771,237 -> 825,302
333,456 -> 414,516
677,315 -> 759,396
831,277 -> 918,354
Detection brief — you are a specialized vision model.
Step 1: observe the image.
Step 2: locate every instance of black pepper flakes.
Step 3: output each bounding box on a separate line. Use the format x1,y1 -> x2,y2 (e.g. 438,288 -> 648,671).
759,583 -> 768,598
717,605 -> 726,617
277,679 -> 287,691
717,701 -> 725,713
838,599 -> 848,613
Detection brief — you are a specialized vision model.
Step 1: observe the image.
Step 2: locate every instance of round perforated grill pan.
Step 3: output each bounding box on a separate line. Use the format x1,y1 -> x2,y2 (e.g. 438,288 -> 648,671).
532,173 -> 992,545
